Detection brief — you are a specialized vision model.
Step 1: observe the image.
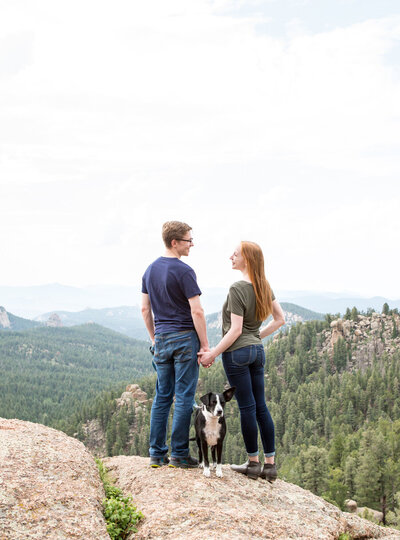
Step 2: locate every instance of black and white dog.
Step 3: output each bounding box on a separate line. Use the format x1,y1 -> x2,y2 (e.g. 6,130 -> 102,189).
194,387 -> 236,478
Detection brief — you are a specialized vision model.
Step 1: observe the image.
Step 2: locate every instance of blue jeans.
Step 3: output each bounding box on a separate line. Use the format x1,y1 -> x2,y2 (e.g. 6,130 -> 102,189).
222,344 -> 275,457
149,330 -> 199,458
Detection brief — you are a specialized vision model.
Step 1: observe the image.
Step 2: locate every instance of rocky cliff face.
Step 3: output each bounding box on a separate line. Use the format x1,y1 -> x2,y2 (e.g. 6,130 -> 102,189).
82,383 -> 150,455
46,312 -> 63,327
318,312 -> 400,369
0,306 -> 11,329
104,455 -> 400,540
0,417 -> 109,539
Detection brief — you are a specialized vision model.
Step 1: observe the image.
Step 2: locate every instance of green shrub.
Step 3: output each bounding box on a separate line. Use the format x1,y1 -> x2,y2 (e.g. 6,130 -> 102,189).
96,458 -> 143,539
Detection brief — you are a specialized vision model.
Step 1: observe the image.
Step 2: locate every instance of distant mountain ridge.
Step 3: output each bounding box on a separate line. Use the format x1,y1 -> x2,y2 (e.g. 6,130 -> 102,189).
33,302 -> 324,343
1,283 -> 399,318
35,305 -> 148,340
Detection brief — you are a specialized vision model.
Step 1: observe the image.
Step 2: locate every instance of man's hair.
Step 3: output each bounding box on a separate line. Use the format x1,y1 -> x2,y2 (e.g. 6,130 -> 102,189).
162,221 -> 192,248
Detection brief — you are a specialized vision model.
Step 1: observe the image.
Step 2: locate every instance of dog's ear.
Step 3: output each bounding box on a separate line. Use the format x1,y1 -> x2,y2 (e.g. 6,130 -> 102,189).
200,392 -> 212,407
223,387 -> 236,402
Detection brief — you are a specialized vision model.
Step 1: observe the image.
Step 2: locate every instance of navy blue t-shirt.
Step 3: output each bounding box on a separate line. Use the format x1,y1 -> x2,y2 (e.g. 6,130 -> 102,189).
141,257 -> 202,334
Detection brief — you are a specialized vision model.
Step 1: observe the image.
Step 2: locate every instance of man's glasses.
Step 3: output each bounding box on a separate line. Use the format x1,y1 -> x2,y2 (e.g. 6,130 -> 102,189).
176,238 -> 194,243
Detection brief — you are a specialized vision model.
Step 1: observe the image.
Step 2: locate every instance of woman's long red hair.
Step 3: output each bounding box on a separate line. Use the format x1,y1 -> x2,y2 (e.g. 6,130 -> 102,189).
241,241 -> 273,321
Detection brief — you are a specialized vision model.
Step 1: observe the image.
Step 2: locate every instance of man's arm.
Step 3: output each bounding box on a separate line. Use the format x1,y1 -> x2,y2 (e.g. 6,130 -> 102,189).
188,295 -> 209,351
141,293 -> 155,345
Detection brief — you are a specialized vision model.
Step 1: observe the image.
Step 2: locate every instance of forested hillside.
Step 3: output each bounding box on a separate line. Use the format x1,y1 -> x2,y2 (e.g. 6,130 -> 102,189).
0,324 -> 153,429
71,307 -> 400,527
0,306 -> 41,331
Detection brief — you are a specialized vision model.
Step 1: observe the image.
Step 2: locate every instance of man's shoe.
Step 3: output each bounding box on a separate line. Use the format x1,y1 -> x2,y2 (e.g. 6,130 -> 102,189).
168,455 -> 199,469
149,455 -> 170,468
260,463 -> 278,483
230,460 -> 262,480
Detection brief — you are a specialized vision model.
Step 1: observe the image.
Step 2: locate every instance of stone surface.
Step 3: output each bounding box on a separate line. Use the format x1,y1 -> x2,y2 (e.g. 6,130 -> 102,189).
116,383 -> 149,408
104,455 -> 400,540
320,312 -> 400,371
46,313 -> 63,327
81,418 -> 107,456
0,418 -> 109,540
0,307 -> 11,329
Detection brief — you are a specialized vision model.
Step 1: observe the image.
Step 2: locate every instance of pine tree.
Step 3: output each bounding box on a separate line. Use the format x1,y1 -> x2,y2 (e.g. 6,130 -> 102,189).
346,401 -> 356,430
302,446 -> 328,495
324,467 -> 347,509
329,433 -> 345,468
392,316 -> 399,339
344,455 -> 358,499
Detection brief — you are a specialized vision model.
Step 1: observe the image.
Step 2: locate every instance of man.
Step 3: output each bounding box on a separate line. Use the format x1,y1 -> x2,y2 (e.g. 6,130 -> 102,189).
141,221 -> 209,468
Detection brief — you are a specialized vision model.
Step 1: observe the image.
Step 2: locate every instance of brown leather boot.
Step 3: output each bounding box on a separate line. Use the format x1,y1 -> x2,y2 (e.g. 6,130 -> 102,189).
260,463 -> 278,483
230,460 -> 262,480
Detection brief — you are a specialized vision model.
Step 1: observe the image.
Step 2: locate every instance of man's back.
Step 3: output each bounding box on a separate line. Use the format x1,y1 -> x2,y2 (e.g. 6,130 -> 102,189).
142,256 -> 201,334
142,221 -> 208,467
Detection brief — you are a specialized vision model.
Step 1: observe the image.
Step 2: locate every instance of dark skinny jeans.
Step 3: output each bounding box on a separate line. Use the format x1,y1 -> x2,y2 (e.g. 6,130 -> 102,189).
222,344 -> 275,457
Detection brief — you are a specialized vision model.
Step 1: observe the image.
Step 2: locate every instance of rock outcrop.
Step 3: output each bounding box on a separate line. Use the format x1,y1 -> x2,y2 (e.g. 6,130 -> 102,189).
46,313 -> 63,327
82,383 -> 150,455
345,499 -> 384,524
116,384 -> 149,408
1,419 -> 399,540
104,455 -> 400,540
319,312 -> 400,370
0,418 -> 109,539
0,306 -> 11,329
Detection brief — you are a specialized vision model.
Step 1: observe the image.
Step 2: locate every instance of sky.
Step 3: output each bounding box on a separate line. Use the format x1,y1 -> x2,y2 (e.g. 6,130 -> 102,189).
1,0 -> 400,299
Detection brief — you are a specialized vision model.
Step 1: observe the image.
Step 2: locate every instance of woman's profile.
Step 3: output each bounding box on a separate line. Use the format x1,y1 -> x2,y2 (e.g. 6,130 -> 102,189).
198,241 -> 285,480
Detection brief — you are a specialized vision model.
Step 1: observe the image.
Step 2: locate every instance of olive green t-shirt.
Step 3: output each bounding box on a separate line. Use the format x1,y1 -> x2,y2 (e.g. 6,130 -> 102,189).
222,280 -> 275,352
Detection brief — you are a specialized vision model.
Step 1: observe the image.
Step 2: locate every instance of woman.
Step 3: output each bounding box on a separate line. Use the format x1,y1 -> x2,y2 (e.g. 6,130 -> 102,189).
198,241 -> 285,481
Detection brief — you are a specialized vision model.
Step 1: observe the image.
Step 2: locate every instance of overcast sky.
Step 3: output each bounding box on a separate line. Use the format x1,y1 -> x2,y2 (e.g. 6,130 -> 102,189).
1,0 -> 400,299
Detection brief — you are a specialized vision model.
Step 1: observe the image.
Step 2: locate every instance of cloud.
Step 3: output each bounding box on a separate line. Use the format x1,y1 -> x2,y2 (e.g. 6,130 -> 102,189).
0,2 -> 399,296
0,31 -> 34,80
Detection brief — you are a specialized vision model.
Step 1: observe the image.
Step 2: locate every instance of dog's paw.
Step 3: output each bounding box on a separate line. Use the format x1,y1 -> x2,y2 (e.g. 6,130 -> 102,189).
216,464 -> 223,478
211,462 -> 217,470
198,461 -> 204,469
203,467 -> 211,478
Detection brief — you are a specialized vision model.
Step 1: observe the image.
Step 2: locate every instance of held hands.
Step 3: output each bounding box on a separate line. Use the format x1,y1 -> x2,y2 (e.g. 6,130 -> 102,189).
197,348 -> 216,368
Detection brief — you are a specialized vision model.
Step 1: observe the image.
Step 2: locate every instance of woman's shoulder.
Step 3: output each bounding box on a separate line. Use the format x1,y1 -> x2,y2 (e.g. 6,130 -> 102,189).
228,281 -> 253,299
230,280 -> 253,290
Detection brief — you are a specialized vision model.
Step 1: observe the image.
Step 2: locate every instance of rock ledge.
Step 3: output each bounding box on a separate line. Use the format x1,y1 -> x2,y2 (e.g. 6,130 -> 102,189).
0,418 -> 108,539
104,455 -> 400,540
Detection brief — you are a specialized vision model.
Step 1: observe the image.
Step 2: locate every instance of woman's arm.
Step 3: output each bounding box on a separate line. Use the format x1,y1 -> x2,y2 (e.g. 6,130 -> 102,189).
259,300 -> 286,339
198,313 -> 243,366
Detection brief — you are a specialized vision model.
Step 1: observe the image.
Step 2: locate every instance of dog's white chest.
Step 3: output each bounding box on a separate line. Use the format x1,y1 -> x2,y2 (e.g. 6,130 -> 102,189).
204,419 -> 221,447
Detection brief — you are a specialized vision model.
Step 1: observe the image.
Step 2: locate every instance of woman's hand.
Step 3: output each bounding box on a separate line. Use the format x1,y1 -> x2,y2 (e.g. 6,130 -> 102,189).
197,349 -> 216,368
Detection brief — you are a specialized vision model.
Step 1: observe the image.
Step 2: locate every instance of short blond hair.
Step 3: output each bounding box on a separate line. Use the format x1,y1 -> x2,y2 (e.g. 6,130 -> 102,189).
162,221 -> 192,248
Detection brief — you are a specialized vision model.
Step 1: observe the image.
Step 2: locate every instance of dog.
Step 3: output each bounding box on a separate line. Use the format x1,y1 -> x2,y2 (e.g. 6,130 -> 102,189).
193,387 -> 235,478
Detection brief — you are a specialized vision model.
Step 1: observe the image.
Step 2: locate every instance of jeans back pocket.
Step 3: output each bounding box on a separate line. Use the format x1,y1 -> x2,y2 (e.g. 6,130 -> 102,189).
231,345 -> 257,367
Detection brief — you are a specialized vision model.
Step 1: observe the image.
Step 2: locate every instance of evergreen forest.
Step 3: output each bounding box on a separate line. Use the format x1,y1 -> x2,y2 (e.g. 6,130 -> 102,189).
0,324 -> 153,427
2,308 -> 400,528
68,310 -> 400,528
